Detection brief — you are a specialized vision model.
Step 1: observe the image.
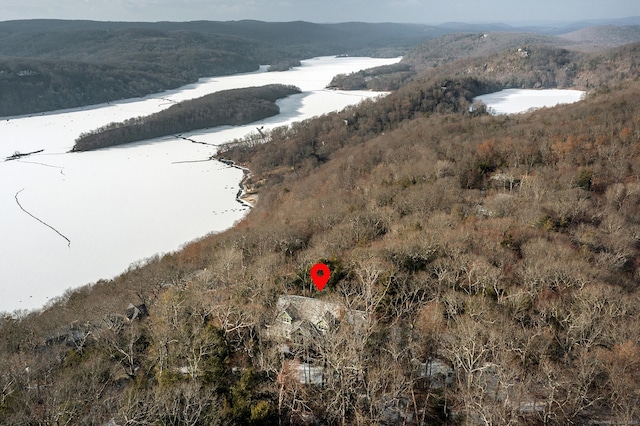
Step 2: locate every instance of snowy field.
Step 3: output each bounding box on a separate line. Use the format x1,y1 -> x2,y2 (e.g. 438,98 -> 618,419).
475,89 -> 585,115
0,56 -> 400,313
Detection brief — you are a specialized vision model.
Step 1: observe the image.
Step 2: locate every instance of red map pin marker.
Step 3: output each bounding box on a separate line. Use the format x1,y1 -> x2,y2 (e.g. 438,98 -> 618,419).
310,263 -> 330,291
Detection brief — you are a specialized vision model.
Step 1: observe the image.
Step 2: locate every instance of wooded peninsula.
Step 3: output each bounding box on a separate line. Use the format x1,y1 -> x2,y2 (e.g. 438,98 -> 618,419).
72,84 -> 300,151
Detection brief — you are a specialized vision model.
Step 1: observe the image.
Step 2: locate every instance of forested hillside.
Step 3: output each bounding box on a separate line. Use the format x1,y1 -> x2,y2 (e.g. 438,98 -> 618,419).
401,32 -> 563,68
0,29 -> 262,117
424,42 -> 640,90
330,34 -> 640,92
1,41 -> 640,425
0,20 -> 439,117
72,84 -> 300,151
402,27 -> 640,68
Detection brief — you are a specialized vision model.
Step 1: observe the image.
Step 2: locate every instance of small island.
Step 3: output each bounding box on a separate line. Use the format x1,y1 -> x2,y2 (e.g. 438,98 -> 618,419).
71,84 -> 301,151
267,59 -> 302,72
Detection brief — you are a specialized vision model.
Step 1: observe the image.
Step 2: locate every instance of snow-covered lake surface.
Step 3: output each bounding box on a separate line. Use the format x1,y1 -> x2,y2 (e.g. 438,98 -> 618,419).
475,89 -> 585,115
0,56 -> 400,313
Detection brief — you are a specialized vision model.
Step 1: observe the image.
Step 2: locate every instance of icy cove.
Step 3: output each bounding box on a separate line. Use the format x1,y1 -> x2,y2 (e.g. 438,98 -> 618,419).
475,88 -> 585,115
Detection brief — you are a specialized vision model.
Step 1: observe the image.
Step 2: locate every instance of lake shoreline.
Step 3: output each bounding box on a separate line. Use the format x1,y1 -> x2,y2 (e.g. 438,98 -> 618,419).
218,157 -> 256,208
0,56 -> 401,313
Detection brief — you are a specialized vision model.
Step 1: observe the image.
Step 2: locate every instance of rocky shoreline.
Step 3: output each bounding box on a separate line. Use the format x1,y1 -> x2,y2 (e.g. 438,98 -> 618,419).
217,158 -> 257,208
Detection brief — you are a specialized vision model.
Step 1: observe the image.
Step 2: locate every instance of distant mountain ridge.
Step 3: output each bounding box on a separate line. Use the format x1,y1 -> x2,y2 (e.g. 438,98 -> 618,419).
559,25 -> 640,49
437,22 -> 515,32
0,18 -> 638,116
0,19 -> 441,58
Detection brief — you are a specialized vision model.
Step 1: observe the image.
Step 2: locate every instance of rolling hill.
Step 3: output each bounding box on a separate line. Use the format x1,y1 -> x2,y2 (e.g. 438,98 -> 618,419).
401,31 -> 565,68
558,24 -> 640,50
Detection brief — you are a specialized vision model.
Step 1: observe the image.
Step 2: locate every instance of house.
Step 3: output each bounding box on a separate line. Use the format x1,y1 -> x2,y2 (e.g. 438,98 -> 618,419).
126,303 -> 148,321
270,295 -> 367,341
268,295 -> 367,385
270,295 -> 345,340
44,322 -> 95,348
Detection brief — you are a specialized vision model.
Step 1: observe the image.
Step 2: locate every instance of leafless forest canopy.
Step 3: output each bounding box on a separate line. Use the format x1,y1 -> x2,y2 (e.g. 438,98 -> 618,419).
1,32 -> 640,425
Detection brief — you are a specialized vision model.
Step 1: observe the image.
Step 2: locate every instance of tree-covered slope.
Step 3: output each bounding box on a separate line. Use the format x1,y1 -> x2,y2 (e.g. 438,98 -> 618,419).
329,32 -> 640,92
401,31 -> 565,68
0,54 -> 259,117
429,41 -> 640,90
396,39 -> 640,92
1,43 -> 639,425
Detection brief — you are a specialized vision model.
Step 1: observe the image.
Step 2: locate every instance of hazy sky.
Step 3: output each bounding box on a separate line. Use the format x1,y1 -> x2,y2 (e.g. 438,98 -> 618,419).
1,0 -> 638,24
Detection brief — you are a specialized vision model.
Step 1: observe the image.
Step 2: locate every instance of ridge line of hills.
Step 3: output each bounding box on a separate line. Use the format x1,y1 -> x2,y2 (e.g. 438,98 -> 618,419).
0,19 -> 639,117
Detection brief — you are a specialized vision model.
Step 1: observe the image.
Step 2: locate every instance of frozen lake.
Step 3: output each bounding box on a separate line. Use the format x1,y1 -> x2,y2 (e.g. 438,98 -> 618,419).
0,56 -> 400,313
475,88 -> 585,115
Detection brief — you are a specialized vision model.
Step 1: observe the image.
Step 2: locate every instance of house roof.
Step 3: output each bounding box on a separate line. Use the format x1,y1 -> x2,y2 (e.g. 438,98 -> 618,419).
276,295 -> 344,325
271,295 -> 367,342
